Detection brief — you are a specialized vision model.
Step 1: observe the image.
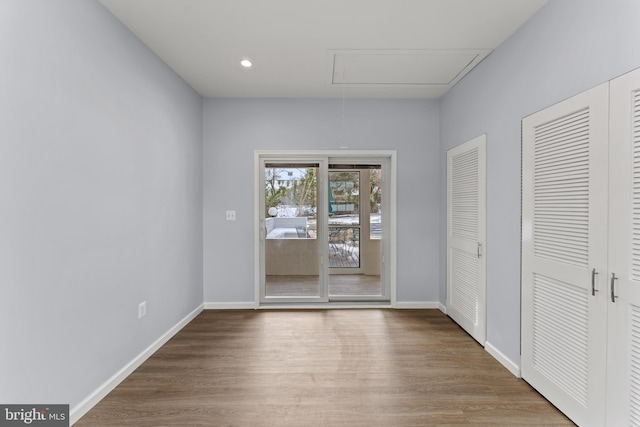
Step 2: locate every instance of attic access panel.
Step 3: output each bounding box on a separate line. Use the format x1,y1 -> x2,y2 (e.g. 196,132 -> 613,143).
329,49 -> 491,87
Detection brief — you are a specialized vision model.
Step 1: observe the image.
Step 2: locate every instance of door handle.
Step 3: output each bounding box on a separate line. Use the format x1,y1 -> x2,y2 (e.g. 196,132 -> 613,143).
610,273 -> 618,303
591,268 -> 598,296
477,242 -> 482,258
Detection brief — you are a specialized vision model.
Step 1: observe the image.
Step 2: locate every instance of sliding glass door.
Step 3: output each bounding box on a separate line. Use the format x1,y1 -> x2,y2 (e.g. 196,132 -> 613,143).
328,166 -> 383,299
257,153 -> 391,305
260,159 -> 328,303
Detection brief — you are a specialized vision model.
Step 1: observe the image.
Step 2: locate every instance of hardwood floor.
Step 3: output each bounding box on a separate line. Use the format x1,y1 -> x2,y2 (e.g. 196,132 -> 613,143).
75,310 -> 573,426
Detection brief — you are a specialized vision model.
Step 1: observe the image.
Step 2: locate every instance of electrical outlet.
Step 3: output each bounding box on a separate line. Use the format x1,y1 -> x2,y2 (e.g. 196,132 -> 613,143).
138,301 -> 147,319
226,210 -> 236,221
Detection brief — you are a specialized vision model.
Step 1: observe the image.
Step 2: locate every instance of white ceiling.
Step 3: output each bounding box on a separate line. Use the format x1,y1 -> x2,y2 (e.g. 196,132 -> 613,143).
99,0 -> 548,98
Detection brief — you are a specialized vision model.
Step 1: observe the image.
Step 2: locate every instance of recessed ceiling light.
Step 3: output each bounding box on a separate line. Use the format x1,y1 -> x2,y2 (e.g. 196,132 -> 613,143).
240,59 -> 253,68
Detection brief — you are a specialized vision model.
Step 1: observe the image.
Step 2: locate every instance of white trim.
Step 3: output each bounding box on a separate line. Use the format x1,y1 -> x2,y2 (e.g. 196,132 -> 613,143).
395,301 -> 442,309
70,304 -> 204,425
204,301 -> 258,310
438,302 -> 446,314
485,341 -> 521,378
255,150 -> 397,157
389,152 -> 398,307
258,303 -> 393,310
254,151 -> 261,307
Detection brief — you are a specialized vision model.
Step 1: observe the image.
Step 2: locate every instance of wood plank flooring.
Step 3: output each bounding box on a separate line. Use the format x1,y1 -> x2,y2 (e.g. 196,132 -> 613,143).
75,310 -> 573,426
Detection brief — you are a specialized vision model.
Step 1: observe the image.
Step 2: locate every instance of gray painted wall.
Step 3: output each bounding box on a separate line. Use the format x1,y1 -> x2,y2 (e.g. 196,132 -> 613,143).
0,0 -> 203,407
439,0 -> 640,366
6,0 -> 638,412
203,98 -> 440,304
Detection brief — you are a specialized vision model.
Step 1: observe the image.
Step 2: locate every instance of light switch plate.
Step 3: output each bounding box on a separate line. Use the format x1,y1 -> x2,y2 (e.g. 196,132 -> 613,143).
138,301 -> 147,319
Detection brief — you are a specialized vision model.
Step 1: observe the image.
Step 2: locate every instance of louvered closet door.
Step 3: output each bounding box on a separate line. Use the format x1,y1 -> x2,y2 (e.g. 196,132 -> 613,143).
607,67 -> 640,427
521,84 -> 609,427
447,134 -> 486,344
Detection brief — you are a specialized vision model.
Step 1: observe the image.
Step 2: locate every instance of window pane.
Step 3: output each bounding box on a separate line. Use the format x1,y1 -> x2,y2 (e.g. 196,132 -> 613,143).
329,171 -> 359,226
265,166 -> 317,240
264,165 -> 319,298
328,227 -> 360,268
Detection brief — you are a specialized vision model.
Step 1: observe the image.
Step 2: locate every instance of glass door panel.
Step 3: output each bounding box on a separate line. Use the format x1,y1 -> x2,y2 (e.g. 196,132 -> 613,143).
328,166 -> 383,298
328,170 -> 360,269
262,162 -> 324,301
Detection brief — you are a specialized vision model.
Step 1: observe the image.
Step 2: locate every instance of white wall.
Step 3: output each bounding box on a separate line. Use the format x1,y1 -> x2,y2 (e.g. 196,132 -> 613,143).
0,0 -> 203,408
203,98 -> 440,304
439,0 -> 640,366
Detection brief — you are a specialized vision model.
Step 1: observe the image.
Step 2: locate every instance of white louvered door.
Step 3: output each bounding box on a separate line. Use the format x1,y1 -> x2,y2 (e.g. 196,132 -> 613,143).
521,84 -> 609,427
447,134 -> 486,344
607,67 -> 640,427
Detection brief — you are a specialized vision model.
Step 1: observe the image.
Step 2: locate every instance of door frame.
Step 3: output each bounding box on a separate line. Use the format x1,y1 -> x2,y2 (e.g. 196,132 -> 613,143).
254,150 -> 397,307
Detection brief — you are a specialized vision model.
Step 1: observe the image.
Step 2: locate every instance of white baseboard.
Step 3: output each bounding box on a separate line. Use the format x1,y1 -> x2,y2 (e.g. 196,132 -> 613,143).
70,303 -> 204,425
438,302 -> 446,313
394,301 -> 442,309
485,341 -> 521,378
258,303 -> 393,309
204,301 -> 257,309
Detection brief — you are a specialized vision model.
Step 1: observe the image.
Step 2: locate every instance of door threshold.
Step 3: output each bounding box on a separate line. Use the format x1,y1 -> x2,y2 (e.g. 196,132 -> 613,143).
258,301 -> 392,310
